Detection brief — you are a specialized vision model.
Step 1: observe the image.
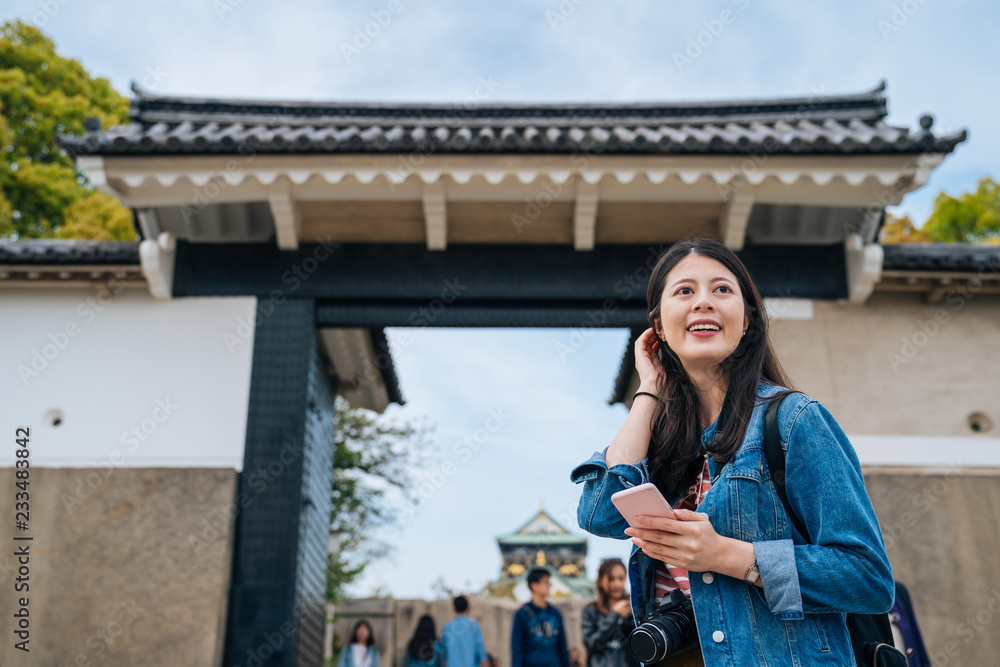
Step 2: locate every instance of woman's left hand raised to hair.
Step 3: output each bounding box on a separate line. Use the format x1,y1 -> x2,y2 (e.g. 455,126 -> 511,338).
624,510 -> 757,582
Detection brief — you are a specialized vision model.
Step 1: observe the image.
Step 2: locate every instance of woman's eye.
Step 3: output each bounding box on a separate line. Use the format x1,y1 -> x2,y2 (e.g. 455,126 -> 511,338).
716,285 -> 731,293
677,287 -> 692,295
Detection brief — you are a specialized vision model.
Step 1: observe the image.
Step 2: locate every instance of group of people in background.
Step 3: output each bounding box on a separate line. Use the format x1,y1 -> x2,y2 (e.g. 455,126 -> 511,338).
340,595 -> 494,667
340,559 -> 636,667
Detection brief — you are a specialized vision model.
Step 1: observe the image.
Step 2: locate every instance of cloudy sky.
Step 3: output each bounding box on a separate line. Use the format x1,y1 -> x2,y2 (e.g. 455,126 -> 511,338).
6,0 -> 996,598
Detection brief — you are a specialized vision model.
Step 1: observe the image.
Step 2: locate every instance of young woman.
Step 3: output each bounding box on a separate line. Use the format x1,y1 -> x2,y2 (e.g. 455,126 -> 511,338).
402,614 -> 446,667
582,558 -> 640,667
571,238 -> 894,666
339,620 -> 380,667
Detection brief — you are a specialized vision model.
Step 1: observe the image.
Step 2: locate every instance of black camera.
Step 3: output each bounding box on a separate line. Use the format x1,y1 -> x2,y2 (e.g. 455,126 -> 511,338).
628,591 -> 698,664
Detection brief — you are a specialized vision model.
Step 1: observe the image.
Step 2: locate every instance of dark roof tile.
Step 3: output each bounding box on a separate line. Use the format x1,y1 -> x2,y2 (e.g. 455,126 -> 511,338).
0,240 -> 140,265
882,244 -> 1000,273
57,82 -> 967,157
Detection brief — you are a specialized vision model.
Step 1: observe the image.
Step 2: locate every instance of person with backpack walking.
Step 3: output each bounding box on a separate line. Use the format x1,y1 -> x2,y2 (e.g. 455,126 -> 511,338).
570,238 -> 898,666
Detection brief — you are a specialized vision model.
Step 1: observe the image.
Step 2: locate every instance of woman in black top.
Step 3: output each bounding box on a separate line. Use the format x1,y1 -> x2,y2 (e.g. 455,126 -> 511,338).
581,559 -> 639,667
402,614 -> 445,667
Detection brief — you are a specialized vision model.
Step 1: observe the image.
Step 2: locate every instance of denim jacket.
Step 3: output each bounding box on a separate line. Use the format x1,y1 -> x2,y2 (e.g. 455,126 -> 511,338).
570,382 -> 894,666
338,645 -> 380,667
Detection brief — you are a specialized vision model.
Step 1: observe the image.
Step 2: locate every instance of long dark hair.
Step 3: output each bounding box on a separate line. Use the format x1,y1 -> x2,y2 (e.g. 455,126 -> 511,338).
350,619 -> 375,648
645,237 -> 795,500
407,614 -> 437,661
590,558 -> 627,615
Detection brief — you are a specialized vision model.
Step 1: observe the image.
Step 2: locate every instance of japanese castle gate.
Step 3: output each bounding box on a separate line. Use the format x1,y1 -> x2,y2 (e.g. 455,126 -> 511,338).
15,81 -> 982,666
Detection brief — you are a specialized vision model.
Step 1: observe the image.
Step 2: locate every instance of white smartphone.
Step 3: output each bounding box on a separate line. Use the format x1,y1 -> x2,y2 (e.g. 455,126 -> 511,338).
610,482 -> 677,527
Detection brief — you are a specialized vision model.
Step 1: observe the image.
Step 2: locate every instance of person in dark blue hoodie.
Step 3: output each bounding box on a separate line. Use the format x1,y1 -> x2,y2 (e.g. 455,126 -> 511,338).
511,568 -> 570,667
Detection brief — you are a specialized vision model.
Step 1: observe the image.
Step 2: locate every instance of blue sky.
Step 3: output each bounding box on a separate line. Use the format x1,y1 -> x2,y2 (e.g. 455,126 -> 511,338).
6,0 -> 996,597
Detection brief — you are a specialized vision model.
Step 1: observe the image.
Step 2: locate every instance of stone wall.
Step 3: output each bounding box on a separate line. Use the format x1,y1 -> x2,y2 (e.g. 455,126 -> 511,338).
0,467 -> 238,667
865,472 -> 1000,666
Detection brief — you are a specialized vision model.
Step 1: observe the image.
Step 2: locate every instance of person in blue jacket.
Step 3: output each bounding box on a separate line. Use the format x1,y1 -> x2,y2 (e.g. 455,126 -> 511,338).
339,620 -> 380,667
570,238 -> 894,666
512,568 -> 571,667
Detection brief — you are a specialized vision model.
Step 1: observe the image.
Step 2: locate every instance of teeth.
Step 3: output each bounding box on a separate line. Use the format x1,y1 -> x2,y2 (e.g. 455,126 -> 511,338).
687,324 -> 721,331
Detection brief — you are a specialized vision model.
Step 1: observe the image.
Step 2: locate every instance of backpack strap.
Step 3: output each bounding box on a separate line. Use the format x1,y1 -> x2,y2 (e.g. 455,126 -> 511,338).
763,394 -> 812,543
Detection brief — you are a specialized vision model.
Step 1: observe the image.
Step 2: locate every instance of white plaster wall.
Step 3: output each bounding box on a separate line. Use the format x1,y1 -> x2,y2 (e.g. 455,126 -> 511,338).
770,293 -> 1000,438
0,288 -> 257,470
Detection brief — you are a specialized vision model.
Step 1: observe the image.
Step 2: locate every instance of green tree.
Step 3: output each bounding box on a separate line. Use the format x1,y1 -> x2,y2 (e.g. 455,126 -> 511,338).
0,21 -> 134,239
328,395 -> 433,603
878,213 -> 931,244
922,177 -> 1000,244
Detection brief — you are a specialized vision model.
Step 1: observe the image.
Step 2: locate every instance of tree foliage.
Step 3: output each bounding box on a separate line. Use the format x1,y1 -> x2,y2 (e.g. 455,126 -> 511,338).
0,21 -> 134,239
328,395 -> 433,602
922,177 -> 1000,245
878,213 -> 930,244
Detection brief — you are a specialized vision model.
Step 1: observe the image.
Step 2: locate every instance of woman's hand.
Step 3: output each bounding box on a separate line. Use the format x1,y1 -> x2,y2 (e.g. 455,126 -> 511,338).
611,599 -> 631,617
634,328 -> 665,390
624,510 -> 725,571
624,510 -> 760,585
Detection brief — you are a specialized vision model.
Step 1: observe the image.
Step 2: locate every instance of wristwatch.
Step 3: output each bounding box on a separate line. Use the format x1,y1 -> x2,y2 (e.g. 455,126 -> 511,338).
743,558 -> 760,584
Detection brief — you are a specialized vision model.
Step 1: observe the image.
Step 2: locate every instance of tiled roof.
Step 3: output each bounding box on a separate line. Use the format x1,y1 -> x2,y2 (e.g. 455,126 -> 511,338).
58,81 -> 966,157
0,240 -> 140,265
882,243 -> 1000,273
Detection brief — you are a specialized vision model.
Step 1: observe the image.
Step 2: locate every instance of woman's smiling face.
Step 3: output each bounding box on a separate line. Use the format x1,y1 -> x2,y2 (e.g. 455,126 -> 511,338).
602,563 -> 627,600
654,253 -> 749,372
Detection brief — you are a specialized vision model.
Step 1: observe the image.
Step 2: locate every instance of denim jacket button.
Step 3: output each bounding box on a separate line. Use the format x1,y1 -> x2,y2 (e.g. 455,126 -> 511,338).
712,630 -> 725,643
702,572 -> 714,584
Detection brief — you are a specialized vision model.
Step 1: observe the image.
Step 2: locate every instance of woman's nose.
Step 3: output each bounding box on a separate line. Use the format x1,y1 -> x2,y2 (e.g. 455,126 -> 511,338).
693,298 -> 715,311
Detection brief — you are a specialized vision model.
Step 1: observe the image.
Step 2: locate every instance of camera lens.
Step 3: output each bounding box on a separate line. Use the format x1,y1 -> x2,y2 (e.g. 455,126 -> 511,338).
628,593 -> 697,664
629,623 -> 670,664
